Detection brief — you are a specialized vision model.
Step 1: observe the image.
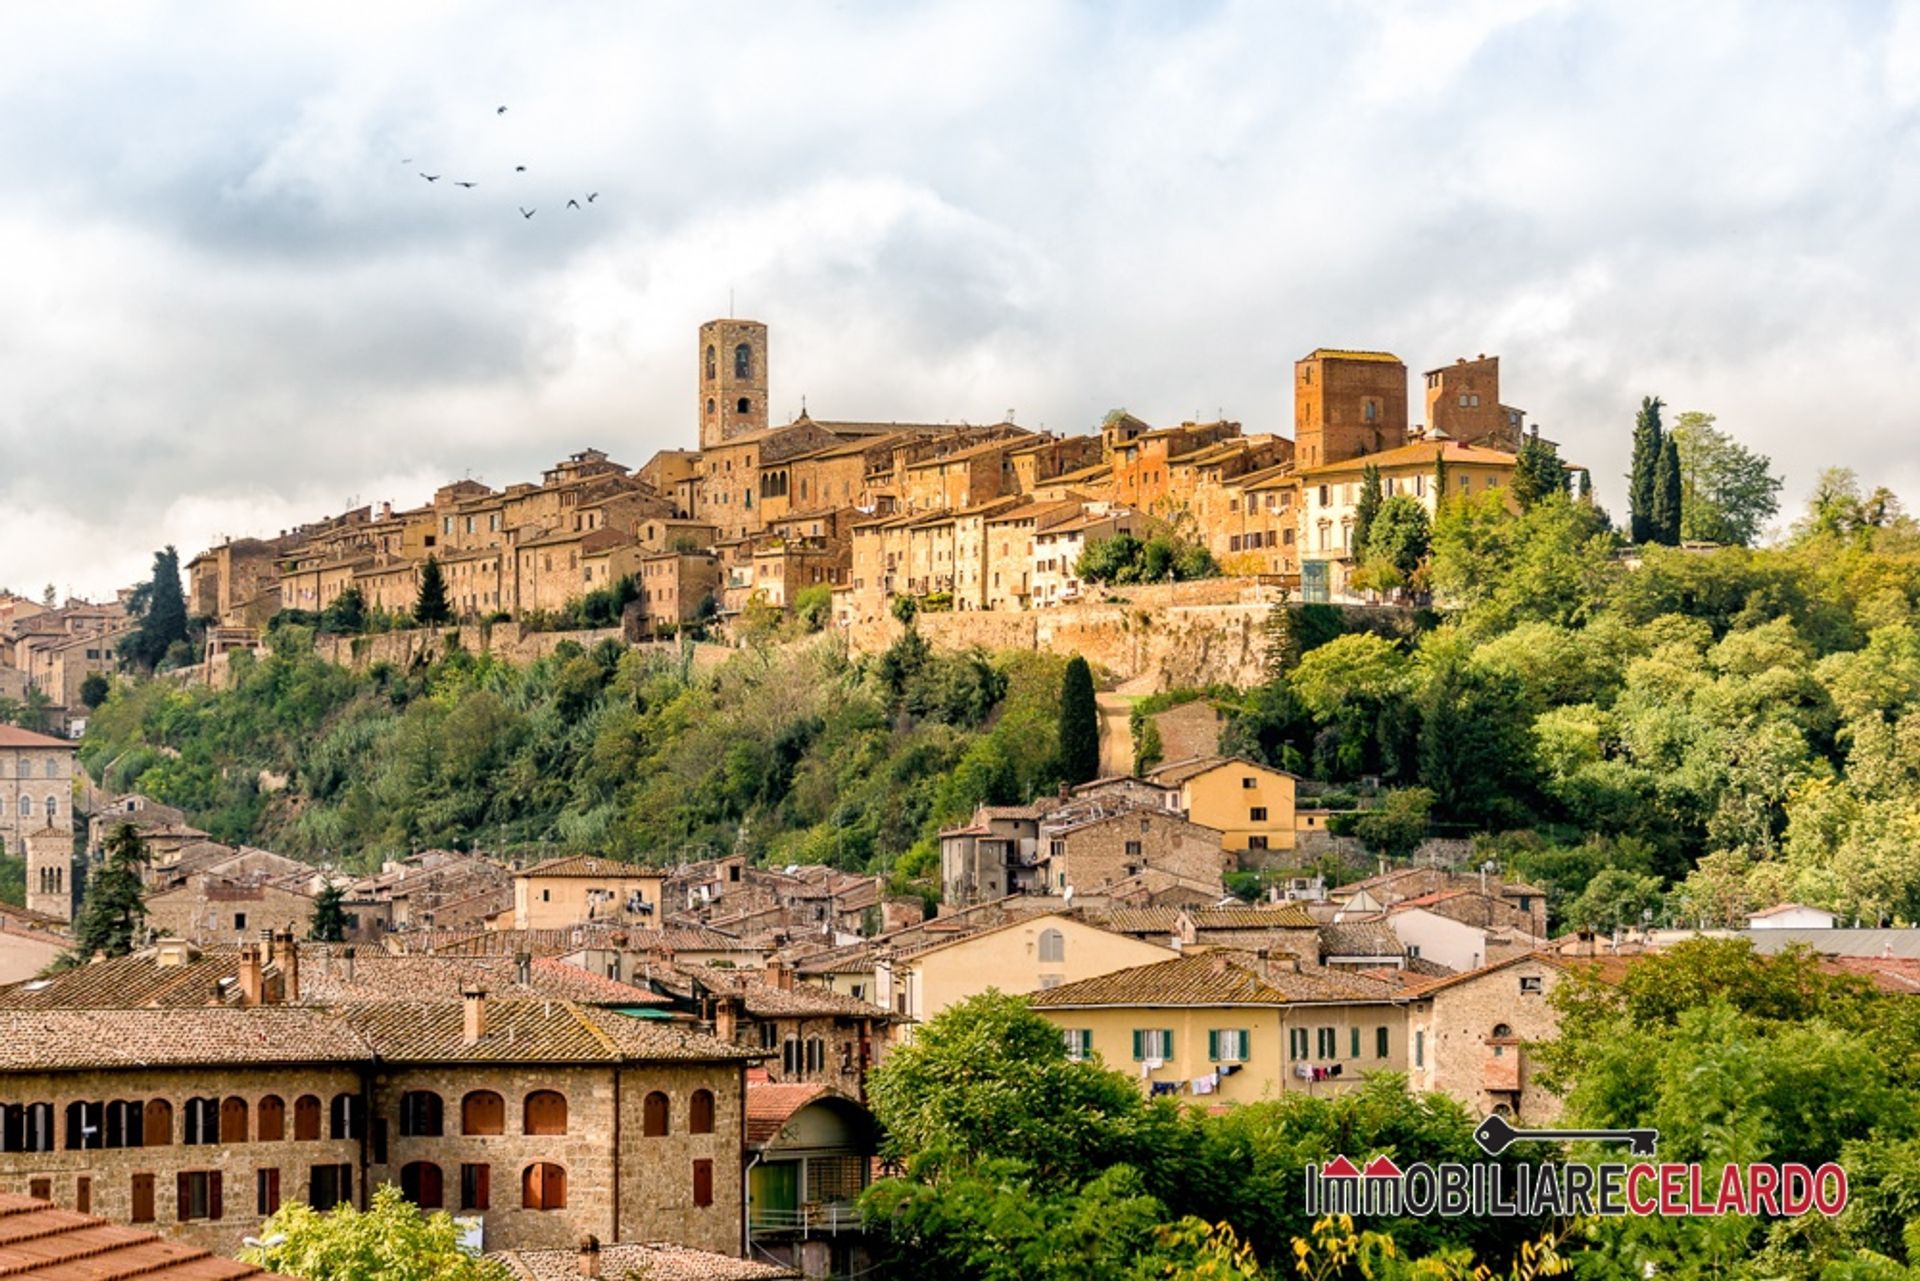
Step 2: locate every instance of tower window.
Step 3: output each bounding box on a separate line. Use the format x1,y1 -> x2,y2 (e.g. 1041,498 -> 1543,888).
734,343 -> 752,379
737,397 -> 750,414
706,345 -> 716,379
706,398 -> 715,416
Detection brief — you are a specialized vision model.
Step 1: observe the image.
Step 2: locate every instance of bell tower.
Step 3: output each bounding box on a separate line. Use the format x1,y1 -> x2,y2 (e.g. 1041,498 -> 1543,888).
25,828 -> 72,922
698,318 -> 769,450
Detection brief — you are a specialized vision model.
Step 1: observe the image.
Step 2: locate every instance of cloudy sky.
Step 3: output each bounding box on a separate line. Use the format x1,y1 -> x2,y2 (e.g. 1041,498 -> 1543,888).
3,1 -> 1917,598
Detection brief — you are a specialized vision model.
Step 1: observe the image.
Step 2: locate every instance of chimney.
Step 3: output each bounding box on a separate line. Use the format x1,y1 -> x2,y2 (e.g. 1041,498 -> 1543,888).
1209,953 -> 1229,977
463,987 -> 487,1045
576,1235 -> 601,1279
713,995 -> 738,1044
274,929 -> 299,1004
515,951 -> 533,986
238,944 -> 263,1007
764,959 -> 792,992
341,945 -> 355,983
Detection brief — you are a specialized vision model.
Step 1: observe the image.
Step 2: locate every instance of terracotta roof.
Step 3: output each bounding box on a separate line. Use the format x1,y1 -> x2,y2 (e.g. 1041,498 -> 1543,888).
517,855 -> 666,880
1192,905 -> 1318,930
1299,440 -> 1518,480
1399,951 -> 1568,998
492,1242 -> 798,1281
339,999 -> 756,1064
419,924 -> 754,958
0,1193 -> 290,1281
647,963 -> 888,1020
1094,907 -> 1184,935
0,726 -> 70,749
1820,956 -> 1920,995
1318,921 -> 1405,958
1146,754 -> 1300,787
1028,954 -> 1297,1008
745,1081 -> 831,1146
0,1008 -> 369,1070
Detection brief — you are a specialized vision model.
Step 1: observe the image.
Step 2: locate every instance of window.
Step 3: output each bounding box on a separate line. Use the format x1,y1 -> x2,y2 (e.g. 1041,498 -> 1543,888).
182,1098 -> 219,1146
1288,1027 -> 1309,1059
1123,840 -> 1142,857
522,1162 -> 566,1211
130,1173 -> 155,1223
706,344 -> 716,379
1209,1029 -> 1250,1062
398,1091 -> 441,1138
65,1100 -> 103,1150
220,1097 -> 248,1144
233,912 -> 246,931
689,1090 -> 715,1135
294,1095 -> 321,1142
759,1022 -> 778,1050
1037,927 -> 1065,963
256,1168 -> 281,1217
28,1178 -> 48,1202
144,1099 -> 172,1147
460,1163 -> 491,1211
257,1096 -> 285,1142
1131,1028 -> 1173,1061
693,1159 -> 714,1208
1493,1022 -> 1513,1039
309,1164 -> 351,1213
330,1093 -> 363,1140
1062,1029 -> 1093,1061
805,1037 -> 825,1073
524,1090 -> 567,1136
1316,1027 -> 1336,1059
1249,806 -> 1268,822
1519,976 -> 1544,995
782,1037 -> 801,1075
1376,1026 -> 1390,1058
176,1170 -> 222,1221
734,343 -> 752,379
643,1091 -> 670,1137
400,1161 -> 444,1209
736,397 -> 750,414
1414,1029 -> 1425,1068
1241,776 -> 1256,789
462,1090 -> 504,1136
1248,835 -> 1269,851
73,1175 -> 90,1214
104,1100 -> 144,1149
1350,1026 -> 1361,1059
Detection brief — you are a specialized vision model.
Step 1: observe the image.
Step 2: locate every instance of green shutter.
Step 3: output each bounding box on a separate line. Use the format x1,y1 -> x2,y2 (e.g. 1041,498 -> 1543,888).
1132,1029 -> 1144,1061
1240,1029 -> 1251,1061
1377,1026 -> 1389,1058
1351,1026 -> 1360,1059
1207,1030 -> 1219,1062
1164,1029 -> 1175,1061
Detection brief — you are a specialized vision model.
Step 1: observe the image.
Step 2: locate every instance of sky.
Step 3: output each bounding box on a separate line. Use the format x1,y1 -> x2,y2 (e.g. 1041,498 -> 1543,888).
2,0 -> 1918,599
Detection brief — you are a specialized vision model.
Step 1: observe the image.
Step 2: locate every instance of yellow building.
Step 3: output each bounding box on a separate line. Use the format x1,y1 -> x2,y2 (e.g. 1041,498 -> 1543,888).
512,855 -> 665,931
874,912 -> 1175,1037
1146,755 -> 1300,853
1029,953 -> 1406,1103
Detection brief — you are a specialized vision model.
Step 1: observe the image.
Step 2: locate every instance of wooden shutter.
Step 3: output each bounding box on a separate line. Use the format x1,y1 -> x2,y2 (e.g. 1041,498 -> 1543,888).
1131,1029 -> 1144,1061
75,1177 -> 90,1215
1162,1029 -> 1174,1059
221,1098 -> 248,1144
1240,1029 -> 1251,1061
144,1100 -> 172,1148
693,1159 -> 713,1208
130,1174 -> 154,1224
209,1171 -> 222,1221
1207,1030 -> 1219,1061
176,1172 -> 191,1221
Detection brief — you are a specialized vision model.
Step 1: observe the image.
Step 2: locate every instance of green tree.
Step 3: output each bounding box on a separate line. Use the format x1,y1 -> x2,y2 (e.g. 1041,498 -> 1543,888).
1433,447 -> 1451,509
120,546 -> 189,670
70,824 -> 149,960
1414,644 -> 1536,826
1653,432 -> 1683,545
78,672 -> 110,709
1058,655 -> 1100,784
413,558 -> 452,626
1510,427 -> 1565,510
308,881 -> 349,942
322,587 -> 367,634
241,1183 -> 510,1281
1364,495 -> 1432,579
1671,411 -> 1783,546
1351,463 -> 1383,561
1628,395 -> 1665,544
1350,787 -> 1433,860
1562,867 -> 1666,932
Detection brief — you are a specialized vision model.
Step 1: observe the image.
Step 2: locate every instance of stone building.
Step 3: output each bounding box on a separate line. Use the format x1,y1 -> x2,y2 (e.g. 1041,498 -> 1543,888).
699,319 -> 770,450
1422,354 -> 1526,451
1404,952 -> 1567,1122
1035,807 -> 1227,898
1292,349 -> 1409,469
513,856 -> 665,931
1,726 -> 75,921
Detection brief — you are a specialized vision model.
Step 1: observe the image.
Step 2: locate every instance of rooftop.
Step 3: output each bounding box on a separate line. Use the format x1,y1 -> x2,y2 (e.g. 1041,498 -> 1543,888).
0,1193 -> 290,1281
492,1242 -> 798,1281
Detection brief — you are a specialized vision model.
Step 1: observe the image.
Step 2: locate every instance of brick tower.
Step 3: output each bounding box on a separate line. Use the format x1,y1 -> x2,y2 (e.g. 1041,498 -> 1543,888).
698,319 -> 769,450
25,827 -> 71,922
1293,349 -> 1408,468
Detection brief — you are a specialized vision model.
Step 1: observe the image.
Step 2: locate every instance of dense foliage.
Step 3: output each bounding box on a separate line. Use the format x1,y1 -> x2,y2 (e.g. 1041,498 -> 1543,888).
240,1183 -> 509,1281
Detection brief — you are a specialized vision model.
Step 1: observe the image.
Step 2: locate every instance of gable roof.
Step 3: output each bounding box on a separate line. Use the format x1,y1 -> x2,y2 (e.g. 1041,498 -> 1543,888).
1400,951 -> 1569,999
517,855 -> 665,880
1027,952 -> 1400,1009
0,726 -> 70,749
1145,754 -> 1299,787
0,1193 -> 290,1281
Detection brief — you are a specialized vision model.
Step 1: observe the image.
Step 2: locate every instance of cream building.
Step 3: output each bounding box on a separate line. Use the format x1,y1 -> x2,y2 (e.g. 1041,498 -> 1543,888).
1146,755 -> 1300,853
513,856 -> 666,931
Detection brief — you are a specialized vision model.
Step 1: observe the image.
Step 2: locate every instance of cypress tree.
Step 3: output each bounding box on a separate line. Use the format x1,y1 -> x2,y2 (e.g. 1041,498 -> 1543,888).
1352,464 -> 1383,560
414,556 -> 452,626
308,882 -> 349,942
1654,434 -> 1684,545
1057,655 -> 1100,785
71,824 -> 149,961
1510,428 -> 1565,511
1628,396 -> 1665,543
1433,448 -> 1450,508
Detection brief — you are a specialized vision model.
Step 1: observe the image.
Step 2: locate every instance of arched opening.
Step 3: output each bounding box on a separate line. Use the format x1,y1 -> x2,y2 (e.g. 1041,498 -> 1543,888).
689,1089 -> 714,1135
736,397 -> 750,414
642,1091 -> 669,1137
1037,928 -> 1065,963
705,345 -> 716,380
462,1090 -> 504,1136
400,1161 -> 444,1210
293,1095 -> 321,1142
64,1100 -> 103,1150
257,1096 -> 285,1142
1492,1023 -> 1513,1039
523,1090 -> 567,1136
522,1162 -> 567,1211
399,1091 -> 442,1138
104,1100 -> 144,1149
220,1097 -> 248,1144
144,1099 -> 173,1147
329,1092 -> 363,1140
183,1097 -> 220,1146
734,343 -> 751,379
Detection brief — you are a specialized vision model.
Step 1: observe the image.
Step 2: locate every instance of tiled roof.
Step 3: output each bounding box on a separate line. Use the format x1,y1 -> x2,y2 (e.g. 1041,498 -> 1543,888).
647,963 -> 888,1020
1399,951 -> 1568,998
0,1193 -> 290,1281
0,1008 -> 369,1070
1318,921 -> 1405,958
1029,954 -> 1296,1008
1298,440 -> 1518,480
0,725 -> 70,749
492,1242 -> 798,1281
745,1081 -> 830,1146
1145,754 -> 1299,786
1192,905 -> 1318,930
517,854 -> 666,879
1095,907 -> 1185,934
339,1000 -> 757,1064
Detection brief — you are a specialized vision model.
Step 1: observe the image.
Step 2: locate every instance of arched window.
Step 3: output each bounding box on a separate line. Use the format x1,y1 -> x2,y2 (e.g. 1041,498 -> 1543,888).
293,1095 -> 322,1142
689,1089 -> 714,1135
399,1091 -> 442,1138
258,1096 -> 285,1142
1037,928 -> 1065,963
220,1097 -> 248,1144
1492,1023 -> 1513,1039
144,1099 -> 173,1147
706,397 -> 716,416
736,397 -> 750,414
400,1161 -> 444,1209
19,796 -> 30,819
521,1162 -> 566,1211
705,345 -> 716,380
44,794 -> 56,819
4,1102 -> 56,1153
734,343 -> 751,379
104,1100 -> 144,1149
461,1090 -> 504,1136
642,1091 -> 669,1137
523,1090 -> 567,1136
64,1100 -> 103,1150
330,1092 -> 363,1140
183,1097 -> 220,1146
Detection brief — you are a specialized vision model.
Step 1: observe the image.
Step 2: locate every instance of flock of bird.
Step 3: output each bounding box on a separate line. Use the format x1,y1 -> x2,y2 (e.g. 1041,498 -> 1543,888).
405,105 -> 598,220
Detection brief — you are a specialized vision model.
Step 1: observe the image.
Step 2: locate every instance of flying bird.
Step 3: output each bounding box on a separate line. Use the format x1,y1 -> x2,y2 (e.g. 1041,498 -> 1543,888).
515,165 -> 527,173
454,181 -> 478,188
586,192 -> 599,203
496,105 -> 508,114
420,173 -> 441,182
567,199 -> 580,210
519,206 -> 536,219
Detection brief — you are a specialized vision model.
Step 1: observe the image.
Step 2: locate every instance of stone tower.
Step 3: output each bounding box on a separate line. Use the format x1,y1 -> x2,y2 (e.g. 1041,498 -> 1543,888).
1293,349 -> 1408,469
25,827 -> 71,922
698,318 -> 769,450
